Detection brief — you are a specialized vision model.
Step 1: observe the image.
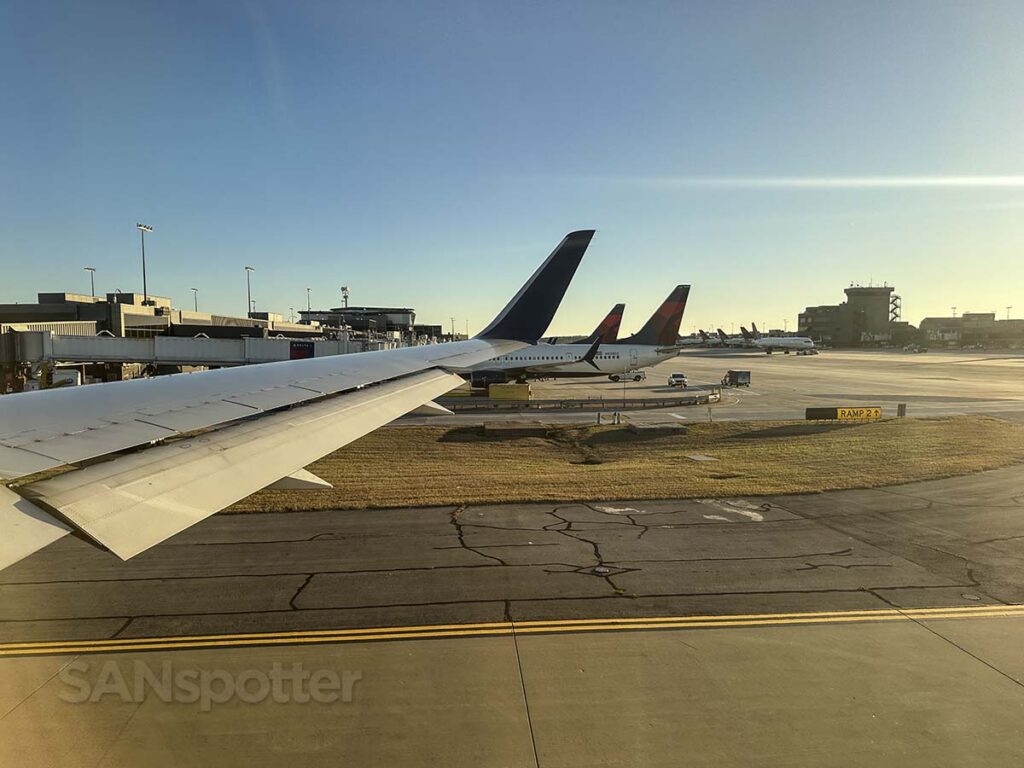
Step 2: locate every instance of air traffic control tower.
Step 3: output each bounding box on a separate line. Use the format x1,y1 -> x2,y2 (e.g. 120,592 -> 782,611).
799,284 -> 899,346
844,285 -> 894,340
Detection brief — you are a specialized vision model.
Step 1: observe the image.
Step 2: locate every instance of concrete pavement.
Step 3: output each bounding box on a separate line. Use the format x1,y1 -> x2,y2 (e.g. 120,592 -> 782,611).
2,464 -> 1024,765
401,349 -> 1024,426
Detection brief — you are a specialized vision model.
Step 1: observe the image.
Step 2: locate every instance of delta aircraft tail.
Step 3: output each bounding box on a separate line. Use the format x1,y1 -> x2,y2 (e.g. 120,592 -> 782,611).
615,285 -> 690,347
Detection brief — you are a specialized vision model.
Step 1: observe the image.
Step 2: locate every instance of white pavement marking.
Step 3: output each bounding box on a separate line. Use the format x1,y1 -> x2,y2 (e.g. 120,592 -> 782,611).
697,499 -> 766,522
592,505 -> 644,515
731,508 -> 766,522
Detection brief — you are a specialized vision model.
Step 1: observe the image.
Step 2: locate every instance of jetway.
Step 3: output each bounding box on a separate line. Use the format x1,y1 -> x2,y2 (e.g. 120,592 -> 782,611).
3,331 -> 398,368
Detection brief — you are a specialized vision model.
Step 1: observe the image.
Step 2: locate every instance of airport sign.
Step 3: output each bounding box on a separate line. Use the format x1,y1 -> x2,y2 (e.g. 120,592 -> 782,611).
806,406 -> 883,421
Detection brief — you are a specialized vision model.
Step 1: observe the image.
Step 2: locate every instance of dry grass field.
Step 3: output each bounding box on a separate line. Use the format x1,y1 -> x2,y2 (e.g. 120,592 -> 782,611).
228,416 -> 1024,512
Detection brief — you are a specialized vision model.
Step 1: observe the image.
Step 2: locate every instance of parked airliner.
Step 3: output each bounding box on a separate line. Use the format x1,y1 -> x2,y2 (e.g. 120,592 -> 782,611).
468,285 -> 690,385
742,323 -> 817,354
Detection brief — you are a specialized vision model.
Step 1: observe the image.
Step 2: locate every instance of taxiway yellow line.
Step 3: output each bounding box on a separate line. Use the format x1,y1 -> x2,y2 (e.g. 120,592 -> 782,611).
1,604 -> 1021,658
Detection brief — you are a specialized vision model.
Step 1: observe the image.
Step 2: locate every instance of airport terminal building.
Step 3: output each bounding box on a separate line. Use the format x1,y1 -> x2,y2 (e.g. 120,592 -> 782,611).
298,306 -> 447,342
0,292 -> 452,393
800,286 -> 1022,349
919,313 -> 1024,348
0,291 -> 319,340
0,292 -> 318,393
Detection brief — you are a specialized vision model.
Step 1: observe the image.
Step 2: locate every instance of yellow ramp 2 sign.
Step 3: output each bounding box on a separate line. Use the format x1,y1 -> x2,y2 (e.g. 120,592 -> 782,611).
837,406 -> 882,420
806,406 -> 883,421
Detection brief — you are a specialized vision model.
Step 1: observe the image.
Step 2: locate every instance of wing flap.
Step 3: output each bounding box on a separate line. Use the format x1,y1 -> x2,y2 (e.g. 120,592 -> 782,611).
21,370 -> 464,560
223,384 -> 333,410
129,400 -> 258,432
266,469 -> 334,490
0,486 -> 72,570
0,445 -> 63,481
25,420 -> 176,464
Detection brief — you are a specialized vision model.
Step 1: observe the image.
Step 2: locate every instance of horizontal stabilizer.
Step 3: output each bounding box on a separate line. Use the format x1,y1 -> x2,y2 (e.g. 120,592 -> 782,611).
266,469 -> 334,491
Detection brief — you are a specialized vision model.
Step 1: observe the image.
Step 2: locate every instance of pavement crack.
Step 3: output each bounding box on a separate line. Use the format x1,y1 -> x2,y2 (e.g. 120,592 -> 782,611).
1,588 -> 946,634
796,562 -> 892,571
544,509 -> 630,593
867,589 -> 901,608
0,654 -> 85,722
609,548 -> 860,566
886,605 -> 1024,692
289,574 -> 314,610
450,506 -> 508,565
509,617 -> 541,768
973,534 -> 1024,545
109,617 -> 134,639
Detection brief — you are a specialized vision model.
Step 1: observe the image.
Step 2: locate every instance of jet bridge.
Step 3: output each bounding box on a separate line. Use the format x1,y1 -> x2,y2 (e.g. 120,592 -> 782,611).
2,330 -> 394,368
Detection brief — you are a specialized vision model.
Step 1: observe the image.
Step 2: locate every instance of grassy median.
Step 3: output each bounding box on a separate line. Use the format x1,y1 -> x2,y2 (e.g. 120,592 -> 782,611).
228,416 -> 1024,512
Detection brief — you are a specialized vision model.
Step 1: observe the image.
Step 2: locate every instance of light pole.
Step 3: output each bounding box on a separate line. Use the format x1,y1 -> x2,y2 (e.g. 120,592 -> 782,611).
83,266 -> 96,297
244,266 -> 255,318
450,316 -> 456,340
136,223 -> 153,305
289,307 -> 295,323
951,306 -> 957,318
1008,306 -> 1013,321
190,287 -> 198,311
306,287 -> 312,313
341,286 -> 349,308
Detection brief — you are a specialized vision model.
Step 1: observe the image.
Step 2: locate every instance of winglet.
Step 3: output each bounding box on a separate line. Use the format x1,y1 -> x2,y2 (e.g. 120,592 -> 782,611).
581,338 -> 602,369
477,230 -> 595,343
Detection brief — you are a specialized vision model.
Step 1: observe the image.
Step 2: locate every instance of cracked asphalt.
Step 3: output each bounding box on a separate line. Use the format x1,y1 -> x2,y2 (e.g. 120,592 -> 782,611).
2,464 -> 1022,642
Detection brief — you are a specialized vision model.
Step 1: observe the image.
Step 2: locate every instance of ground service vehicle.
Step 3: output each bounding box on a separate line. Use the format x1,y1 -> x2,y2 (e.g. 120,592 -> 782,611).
610,370 -> 646,383
722,370 -> 751,387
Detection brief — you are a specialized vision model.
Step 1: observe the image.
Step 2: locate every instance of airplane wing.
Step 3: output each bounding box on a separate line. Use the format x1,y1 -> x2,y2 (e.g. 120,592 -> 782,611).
0,229 -> 595,569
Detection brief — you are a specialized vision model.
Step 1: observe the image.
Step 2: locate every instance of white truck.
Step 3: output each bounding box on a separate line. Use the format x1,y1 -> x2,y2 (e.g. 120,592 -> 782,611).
609,370 -> 646,383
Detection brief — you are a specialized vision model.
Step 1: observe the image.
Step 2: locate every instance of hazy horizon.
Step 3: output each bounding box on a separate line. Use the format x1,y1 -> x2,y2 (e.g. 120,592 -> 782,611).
2,1 -> 1022,334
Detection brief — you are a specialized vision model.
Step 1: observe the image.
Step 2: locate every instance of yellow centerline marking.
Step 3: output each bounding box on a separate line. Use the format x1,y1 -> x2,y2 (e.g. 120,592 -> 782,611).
1,604 -> 1021,658
5,603 -> 1018,650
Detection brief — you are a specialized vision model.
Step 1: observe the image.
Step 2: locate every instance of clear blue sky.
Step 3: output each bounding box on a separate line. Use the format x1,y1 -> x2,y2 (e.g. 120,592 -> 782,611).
2,1 -> 1023,334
